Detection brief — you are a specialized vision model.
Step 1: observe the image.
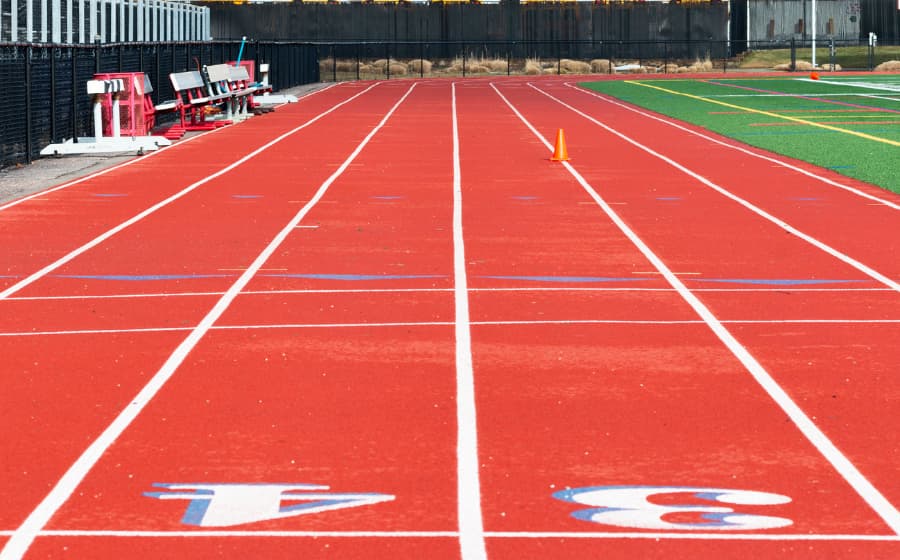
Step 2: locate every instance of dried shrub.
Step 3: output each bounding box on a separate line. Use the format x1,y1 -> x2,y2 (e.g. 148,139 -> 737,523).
388,62 -> 408,76
590,59 -> 613,74
524,58 -> 543,75
560,59 -> 592,74
408,59 -> 433,73
874,60 -> 900,72
468,64 -> 492,74
482,58 -> 509,73
659,63 -> 680,74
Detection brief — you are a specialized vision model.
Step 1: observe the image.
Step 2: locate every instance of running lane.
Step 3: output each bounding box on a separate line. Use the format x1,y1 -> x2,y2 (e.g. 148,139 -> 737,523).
499,79 -> 900,515
9,82 -> 464,558
548,78 -> 900,278
0,82 -> 409,552
0,83 -> 371,294
458,80 -> 899,558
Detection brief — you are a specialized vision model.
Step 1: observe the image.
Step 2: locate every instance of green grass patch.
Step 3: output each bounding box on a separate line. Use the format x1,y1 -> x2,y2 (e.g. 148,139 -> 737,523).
740,45 -> 900,69
579,76 -> 900,193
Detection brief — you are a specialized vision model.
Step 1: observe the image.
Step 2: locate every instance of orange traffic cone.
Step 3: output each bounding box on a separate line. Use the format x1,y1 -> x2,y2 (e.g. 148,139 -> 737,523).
550,128 -> 569,162
810,71 -> 820,80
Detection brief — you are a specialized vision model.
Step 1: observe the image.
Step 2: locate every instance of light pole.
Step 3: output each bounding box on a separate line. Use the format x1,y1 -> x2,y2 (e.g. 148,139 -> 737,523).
811,0 -> 817,67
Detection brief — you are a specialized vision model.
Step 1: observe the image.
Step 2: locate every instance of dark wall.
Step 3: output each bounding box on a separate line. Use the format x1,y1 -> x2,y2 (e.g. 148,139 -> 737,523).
859,0 -> 900,43
206,2 -> 729,46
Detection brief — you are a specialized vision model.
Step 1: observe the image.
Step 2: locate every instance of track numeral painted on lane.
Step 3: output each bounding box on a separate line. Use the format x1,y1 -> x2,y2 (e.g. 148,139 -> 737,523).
553,485 -> 793,530
145,483 -> 395,527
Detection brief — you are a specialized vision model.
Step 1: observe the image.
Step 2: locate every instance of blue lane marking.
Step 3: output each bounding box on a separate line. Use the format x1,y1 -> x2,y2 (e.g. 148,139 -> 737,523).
656,197 -> 681,201
262,273 -> 445,281
788,197 -> 821,201
828,165 -> 855,170
511,196 -> 539,201
480,275 -> 648,283
232,195 -> 262,199
55,274 -> 231,281
692,278 -> 866,286
92,193 -> 128,197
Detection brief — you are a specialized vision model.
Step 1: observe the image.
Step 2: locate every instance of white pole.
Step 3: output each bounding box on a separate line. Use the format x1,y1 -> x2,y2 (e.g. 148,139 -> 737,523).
66,0 -> 72,43
811,0 -> 817,67
11,0 -> 19,42
26,0 -> 33,41
41,0 -> 48,42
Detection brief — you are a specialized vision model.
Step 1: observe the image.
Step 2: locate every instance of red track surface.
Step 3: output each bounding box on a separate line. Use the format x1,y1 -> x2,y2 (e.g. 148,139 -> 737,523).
1,77 -> 898,559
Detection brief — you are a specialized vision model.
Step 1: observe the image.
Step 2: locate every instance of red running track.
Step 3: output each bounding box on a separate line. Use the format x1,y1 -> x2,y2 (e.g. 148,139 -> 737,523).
0,76 -> 898,559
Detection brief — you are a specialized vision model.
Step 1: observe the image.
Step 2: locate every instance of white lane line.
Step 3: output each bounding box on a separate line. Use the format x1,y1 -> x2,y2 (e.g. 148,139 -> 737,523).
564,83 -> 900,211
0,83 -> 416,560
535,84 -> 900,293
492,82 -> 900,535
1,530 -> 896,542
0,83 -> 341,214
2,318 -> 899,338
0,83 -> 382,302
451,82 -> 488,560
6,286 -> 891,302
0,128 -> 221,213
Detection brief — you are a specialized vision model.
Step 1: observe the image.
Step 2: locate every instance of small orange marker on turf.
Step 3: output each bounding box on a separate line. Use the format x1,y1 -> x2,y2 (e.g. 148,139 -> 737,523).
551,128 -> 569,162
810,71 -> 820,80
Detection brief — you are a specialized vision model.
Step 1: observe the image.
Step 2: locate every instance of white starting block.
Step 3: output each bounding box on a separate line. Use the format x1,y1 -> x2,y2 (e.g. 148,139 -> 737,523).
251,63 -> 299,107
41,78 -> 172,156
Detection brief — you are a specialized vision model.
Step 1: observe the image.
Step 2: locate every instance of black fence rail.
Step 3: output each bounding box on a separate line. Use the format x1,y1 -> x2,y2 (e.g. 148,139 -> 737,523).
0,40 -> 319,170
315,38 -> 899,82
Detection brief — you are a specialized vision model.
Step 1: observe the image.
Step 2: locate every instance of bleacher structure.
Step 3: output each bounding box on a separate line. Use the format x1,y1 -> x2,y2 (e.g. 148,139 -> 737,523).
0,0 -> 210,43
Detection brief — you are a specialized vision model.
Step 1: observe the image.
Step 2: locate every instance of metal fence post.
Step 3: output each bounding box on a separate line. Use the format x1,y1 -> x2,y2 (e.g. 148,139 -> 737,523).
25,46 -> 34,163
50,46 -> 58,143
790,37 -> 796,71
71,47 -> 79,142
94,38 -> 101,74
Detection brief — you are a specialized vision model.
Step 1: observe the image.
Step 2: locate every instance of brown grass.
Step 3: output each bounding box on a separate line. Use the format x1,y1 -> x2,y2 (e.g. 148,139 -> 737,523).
875,60 -> 900,72
388,62 -> 408,76
524,58 -> 543,75
560,59 -> 592,74
590,59 -> 613,74
407,59 -> 433,74
659,63 -> 680,74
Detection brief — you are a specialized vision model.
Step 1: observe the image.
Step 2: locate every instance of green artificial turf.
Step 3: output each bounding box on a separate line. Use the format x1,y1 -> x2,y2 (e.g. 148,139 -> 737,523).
580,77 -> 900,193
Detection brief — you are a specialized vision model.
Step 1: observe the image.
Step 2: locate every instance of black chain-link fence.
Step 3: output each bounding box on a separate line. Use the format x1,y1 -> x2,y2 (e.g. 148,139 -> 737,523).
313,38 -> 898,82
0,40 -> 319,169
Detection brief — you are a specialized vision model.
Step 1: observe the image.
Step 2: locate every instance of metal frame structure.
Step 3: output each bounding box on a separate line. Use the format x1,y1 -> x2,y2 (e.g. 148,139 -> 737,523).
0,0 -> 210,43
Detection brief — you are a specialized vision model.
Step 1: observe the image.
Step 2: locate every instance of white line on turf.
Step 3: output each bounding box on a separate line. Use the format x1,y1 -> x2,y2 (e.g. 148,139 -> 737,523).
451,81 -> 489,560
492,82 -> 900,536
564,83 -> 900,211
0,82 -> 381,302
539,84 -> 900,292
0,82 -> 415,560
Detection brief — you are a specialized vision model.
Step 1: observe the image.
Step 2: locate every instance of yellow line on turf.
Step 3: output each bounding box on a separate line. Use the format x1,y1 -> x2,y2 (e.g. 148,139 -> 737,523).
624,80 -> 900,147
